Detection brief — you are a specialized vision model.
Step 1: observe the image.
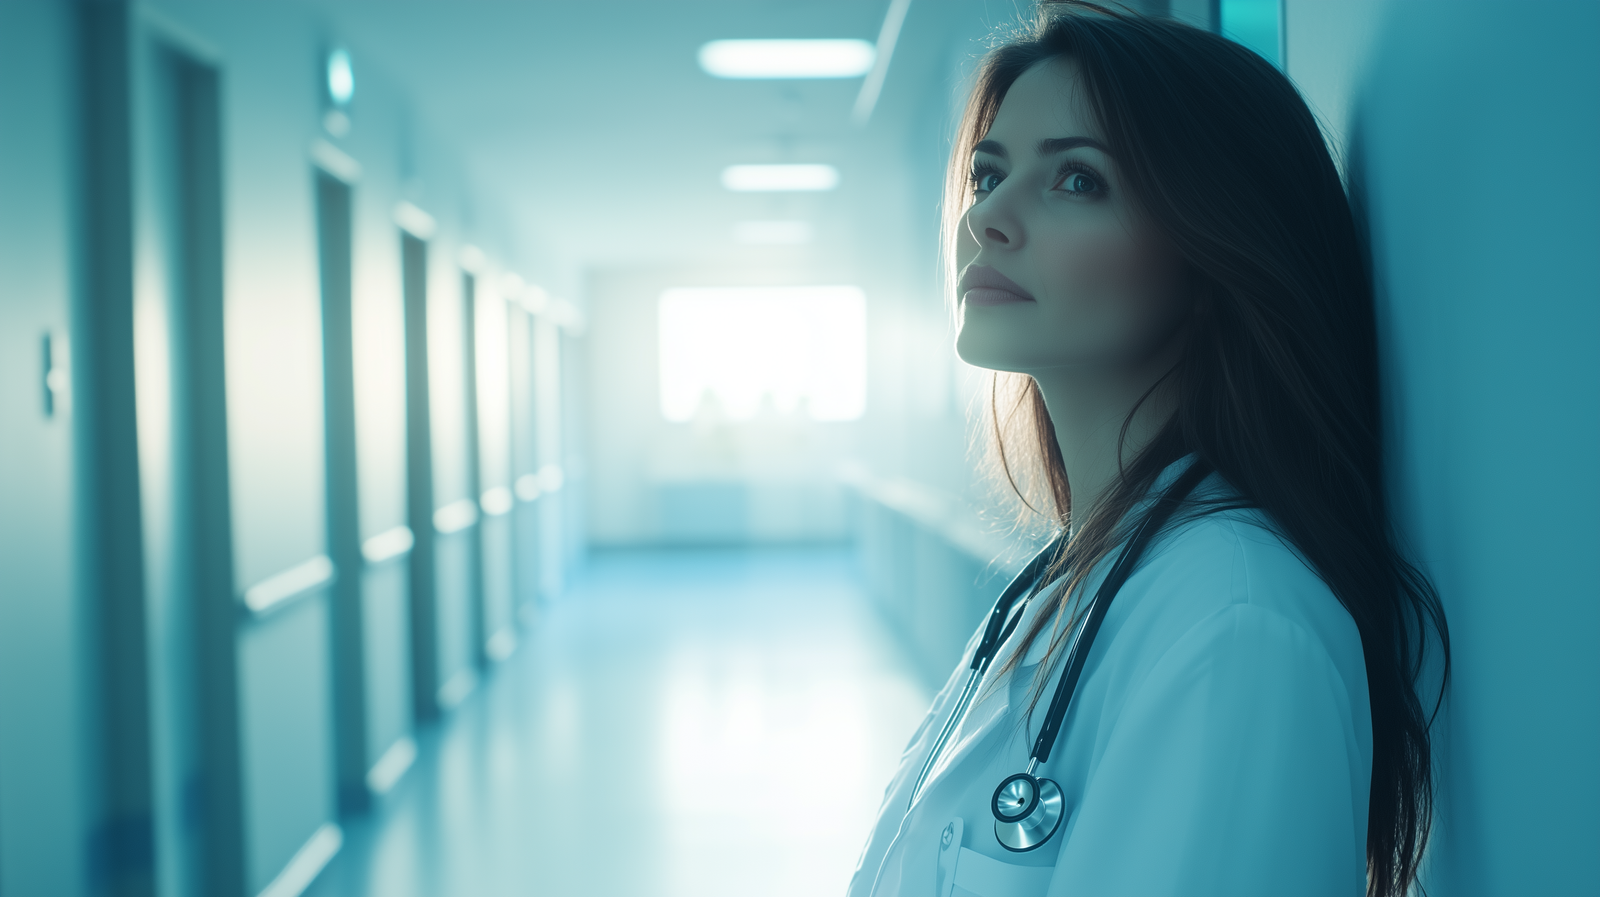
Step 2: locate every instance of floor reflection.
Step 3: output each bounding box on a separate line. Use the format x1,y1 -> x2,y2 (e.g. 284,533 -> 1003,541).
307,546 -> 929,897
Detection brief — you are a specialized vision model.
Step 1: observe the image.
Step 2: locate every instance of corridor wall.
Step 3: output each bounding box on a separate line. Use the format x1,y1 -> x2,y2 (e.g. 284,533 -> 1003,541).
1336,2 -> 1599,892
1286,0 -> 1600,891
0,3 -> 92,895
0,1 -> 581,894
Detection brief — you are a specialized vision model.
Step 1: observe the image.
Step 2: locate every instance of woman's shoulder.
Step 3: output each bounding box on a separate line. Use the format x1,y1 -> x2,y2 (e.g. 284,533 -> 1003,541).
1126,488 -> 1363,673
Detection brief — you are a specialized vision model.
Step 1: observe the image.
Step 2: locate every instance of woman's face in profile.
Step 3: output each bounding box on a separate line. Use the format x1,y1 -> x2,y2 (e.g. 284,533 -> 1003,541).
954,58 -> 1190,376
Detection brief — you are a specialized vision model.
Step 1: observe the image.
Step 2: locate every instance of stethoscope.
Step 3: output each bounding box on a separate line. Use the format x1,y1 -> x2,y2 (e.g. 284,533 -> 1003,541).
906,459 -> 1212,853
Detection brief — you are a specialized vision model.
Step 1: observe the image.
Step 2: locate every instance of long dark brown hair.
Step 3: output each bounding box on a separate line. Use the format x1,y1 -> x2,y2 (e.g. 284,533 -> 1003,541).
945,5 -> 1449,895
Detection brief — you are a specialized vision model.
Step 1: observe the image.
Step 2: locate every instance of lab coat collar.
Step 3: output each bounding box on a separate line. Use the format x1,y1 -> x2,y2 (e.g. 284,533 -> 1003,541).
911,453 -> 1203,801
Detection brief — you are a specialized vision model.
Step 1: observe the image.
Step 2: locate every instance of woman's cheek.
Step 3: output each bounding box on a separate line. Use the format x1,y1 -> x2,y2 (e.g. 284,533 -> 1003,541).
1038,224 -> 1152,351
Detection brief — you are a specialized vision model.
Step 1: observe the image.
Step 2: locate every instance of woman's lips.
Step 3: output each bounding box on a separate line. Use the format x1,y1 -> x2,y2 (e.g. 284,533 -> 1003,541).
959,265 -> 1036,306
965,287 -> 1033,306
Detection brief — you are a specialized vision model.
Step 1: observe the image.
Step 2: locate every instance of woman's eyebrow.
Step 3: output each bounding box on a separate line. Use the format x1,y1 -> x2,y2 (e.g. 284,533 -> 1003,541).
972,136 -> 1108,160
1037,136 -> 1108,155
973,139 -> 1008,159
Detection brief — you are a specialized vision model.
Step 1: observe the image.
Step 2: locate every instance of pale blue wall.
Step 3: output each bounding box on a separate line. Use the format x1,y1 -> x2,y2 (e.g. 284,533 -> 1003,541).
0,2 -> 91,894
1354,2 -> 1600,891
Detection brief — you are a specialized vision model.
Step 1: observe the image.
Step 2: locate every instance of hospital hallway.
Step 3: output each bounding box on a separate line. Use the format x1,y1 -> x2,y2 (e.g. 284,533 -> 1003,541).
303,547 -> 929,897
1,0 -> 1596,895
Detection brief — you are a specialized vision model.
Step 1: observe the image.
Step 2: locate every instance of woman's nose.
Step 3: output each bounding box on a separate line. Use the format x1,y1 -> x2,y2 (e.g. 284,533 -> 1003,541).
966,197 -> 1021,250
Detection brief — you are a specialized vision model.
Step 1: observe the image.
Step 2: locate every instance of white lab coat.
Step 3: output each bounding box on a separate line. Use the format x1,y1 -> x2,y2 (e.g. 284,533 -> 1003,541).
848,457 -> 1372,897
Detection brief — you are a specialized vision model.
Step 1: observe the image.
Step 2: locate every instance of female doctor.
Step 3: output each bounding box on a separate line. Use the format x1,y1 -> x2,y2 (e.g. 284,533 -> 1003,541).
848,5 -> 1448,897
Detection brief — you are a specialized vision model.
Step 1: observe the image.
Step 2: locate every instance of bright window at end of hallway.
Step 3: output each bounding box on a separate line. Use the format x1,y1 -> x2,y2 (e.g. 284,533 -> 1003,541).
658,285 -> 866,422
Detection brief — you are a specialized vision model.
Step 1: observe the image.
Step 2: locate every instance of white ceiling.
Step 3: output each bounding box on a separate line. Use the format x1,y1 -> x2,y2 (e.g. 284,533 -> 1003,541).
293,0 -> 1009,293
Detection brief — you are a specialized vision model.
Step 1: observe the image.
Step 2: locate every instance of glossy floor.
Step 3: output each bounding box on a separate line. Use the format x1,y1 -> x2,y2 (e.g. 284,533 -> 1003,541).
306,546 -> 930,897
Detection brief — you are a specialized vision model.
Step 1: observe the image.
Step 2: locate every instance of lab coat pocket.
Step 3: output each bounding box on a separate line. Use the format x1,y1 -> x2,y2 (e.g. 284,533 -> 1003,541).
936,817 -> 1054,897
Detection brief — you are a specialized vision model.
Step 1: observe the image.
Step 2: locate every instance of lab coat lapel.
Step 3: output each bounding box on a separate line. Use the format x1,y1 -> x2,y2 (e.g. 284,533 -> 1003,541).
917,674 -> 1012,798
908,457 -> 1206,807
914,592 -> 1054,796
915,549 -> 1118,799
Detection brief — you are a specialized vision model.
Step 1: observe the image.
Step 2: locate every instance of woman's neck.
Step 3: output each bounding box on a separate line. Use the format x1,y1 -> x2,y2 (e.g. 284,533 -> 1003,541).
1030,352 -> 1182,532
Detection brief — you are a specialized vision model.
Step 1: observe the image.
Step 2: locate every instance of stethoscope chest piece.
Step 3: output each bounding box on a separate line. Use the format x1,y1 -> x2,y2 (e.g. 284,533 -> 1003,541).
991,772 -> 1064,852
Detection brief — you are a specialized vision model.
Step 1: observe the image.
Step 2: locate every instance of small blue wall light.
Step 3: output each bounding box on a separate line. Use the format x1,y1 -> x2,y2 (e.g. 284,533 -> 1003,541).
328,48 -> 354,105
324,46 -> 354,136
1218,0 -> 1283,68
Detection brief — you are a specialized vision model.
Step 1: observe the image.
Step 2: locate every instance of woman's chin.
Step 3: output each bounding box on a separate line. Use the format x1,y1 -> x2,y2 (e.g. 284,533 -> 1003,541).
953,332 -> 1009,372
955,329 -> 1052,375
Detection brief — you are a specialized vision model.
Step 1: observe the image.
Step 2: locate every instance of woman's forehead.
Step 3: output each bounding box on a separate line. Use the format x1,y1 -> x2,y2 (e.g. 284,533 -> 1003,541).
984,59 -> 1102,149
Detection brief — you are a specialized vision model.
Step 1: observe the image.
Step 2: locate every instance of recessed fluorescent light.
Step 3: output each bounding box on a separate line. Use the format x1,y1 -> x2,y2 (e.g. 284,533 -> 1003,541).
734,220 -> 814,245
698,39 -> 875,79
721,164 -> 839,192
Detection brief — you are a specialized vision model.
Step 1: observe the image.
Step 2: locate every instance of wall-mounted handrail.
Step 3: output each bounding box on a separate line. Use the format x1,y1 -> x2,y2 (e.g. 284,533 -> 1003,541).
241,555 -> 336,616
433,498 -> 479,535
310,139 -> 361,183
393,201 -> 435,240
256,822 -> 342,897
479,486 -> 513,517
365,735 -> 417,796
360,526 -> 413,565
839,467 -> 1022,571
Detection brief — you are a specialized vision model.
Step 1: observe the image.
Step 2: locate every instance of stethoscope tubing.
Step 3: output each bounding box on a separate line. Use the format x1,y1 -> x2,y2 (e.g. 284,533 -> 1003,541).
903,458 -> 1212,809
990,459 -> 1212,853
907,535 -> 1070,807
1026,458 -> 1212,765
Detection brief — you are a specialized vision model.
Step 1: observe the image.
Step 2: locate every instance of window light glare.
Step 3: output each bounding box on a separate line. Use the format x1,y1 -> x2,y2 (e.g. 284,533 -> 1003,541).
733,220 -> 813,245
327,48 -> 354,106
658,286 -> 867,422
721,164 -> 839,193
698,39 -> 875,79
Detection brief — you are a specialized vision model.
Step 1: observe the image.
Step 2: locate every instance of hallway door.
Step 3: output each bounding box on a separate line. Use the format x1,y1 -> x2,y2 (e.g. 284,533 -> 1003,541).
316,168 -> 373,815
318,165 -> 417,813
137,30 -> 338,897
508,303 -> 542,618
474,281 -> 517,660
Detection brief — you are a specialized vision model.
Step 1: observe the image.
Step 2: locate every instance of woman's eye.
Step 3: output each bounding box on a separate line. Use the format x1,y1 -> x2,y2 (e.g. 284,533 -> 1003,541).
973,171 -> 1003,193
1057,169 -> 1101,195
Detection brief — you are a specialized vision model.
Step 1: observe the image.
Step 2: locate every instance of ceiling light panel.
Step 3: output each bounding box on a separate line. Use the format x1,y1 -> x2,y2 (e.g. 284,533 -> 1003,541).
698,39 -> 875,79
721,164 -> 839,192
